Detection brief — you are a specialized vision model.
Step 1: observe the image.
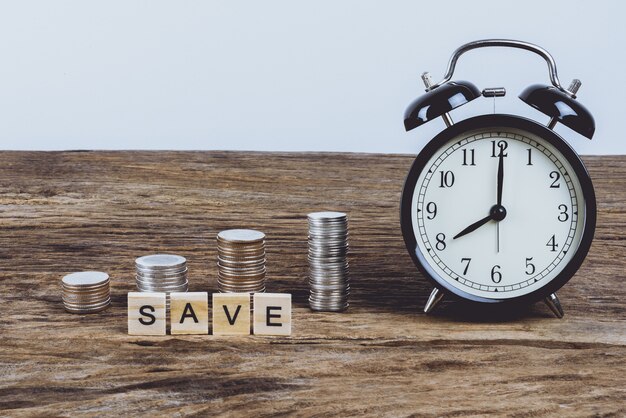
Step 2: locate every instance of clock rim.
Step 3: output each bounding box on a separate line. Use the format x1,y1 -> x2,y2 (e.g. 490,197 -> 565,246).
400,114 -> 596,305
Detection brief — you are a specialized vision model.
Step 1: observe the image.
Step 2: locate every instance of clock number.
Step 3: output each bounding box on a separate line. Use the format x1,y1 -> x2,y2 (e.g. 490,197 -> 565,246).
549,171 -> 561,188
491,140 -> 508,157
439,171 -> 455,188
462,149 -> 476,166
525,257 -> 536,275
558,204 -> 569,222
490,265 -> 502,283
425,202 -> 437,220
461,258 -> 471,275
435,233 -> 446,251
526,148 -> 533,166
546,234 -> 558,252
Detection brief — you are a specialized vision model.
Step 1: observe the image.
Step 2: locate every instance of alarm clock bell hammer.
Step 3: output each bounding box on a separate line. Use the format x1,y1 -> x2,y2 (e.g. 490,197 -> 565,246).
401,39 -> 596,317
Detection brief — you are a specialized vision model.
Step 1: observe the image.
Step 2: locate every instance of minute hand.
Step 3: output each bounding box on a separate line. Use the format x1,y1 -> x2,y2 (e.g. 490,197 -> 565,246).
497,150 -> 504,205
453,214 -> 493,240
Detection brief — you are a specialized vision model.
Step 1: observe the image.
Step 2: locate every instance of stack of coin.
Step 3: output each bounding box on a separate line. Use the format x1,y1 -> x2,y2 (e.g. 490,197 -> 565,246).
62,271 -> 111,314
308,211 -> 350,311
217,229 -> 266,294
135,254 -> 188,307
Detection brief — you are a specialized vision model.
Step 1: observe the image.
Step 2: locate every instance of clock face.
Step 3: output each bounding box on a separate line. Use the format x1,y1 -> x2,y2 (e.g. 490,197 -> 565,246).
401,115 -> 595,303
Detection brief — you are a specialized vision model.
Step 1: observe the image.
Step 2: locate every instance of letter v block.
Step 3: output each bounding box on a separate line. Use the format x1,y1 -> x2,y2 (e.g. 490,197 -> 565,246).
128,292 -> 166,335
170,292 -> 209,335
212,293 -> 251,335
253,293 -> 291,336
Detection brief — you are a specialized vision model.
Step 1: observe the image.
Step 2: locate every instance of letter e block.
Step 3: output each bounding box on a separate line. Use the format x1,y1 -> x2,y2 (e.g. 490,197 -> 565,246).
212,293 -> 251,335
128,292 -> 166,335
253,293 -> 291,336
170,292 -> 209,335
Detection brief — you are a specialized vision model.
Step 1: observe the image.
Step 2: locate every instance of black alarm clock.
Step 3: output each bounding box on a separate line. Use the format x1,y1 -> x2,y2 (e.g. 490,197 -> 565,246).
400,39 -> 596,317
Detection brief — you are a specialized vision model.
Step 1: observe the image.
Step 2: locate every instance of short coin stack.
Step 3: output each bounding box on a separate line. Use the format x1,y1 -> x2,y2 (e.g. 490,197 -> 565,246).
308,211 -> 350,311
135,254 -> 188,307
217,229 -> 266,294
62,271 -> 111,314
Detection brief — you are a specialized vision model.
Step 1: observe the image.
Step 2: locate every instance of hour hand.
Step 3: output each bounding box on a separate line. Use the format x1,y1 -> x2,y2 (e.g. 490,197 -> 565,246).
453,214 -> 493,240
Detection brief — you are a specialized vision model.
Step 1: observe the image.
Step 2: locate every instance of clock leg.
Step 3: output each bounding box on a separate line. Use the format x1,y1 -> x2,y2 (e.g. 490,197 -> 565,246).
544,293 -> 564,318
424,288 -> 444,313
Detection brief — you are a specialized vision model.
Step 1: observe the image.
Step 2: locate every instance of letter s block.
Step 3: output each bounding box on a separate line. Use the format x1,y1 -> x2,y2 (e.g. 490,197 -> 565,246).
212,293 -> 250,335
253,293 -> 291,336
170,292 -> 209,335
128,292 -> 166,335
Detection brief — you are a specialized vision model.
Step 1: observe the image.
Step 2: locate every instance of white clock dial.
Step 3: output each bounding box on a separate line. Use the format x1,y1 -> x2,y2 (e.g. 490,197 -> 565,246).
410,127 -> 586,299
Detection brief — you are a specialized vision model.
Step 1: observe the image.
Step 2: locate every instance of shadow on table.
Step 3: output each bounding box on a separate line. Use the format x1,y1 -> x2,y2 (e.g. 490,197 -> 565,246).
271,267 -> 554,322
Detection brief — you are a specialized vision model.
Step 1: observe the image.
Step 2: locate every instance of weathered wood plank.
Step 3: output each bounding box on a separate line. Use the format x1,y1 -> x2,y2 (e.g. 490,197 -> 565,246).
0,152 -> 624,416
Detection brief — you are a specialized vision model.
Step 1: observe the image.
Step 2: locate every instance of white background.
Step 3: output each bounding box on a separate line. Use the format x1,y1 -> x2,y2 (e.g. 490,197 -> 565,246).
0,0 -> 623,154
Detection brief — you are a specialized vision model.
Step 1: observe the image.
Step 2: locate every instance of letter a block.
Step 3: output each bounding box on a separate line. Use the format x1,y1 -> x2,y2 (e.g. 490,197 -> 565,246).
253,293 -> 291,336
212,293 -> 251,335
170,292 -> 209,335
128,292 -> 166,335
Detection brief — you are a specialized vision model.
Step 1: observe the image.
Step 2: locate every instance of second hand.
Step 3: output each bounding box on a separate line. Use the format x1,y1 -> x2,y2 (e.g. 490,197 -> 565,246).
497,223 -> 500,253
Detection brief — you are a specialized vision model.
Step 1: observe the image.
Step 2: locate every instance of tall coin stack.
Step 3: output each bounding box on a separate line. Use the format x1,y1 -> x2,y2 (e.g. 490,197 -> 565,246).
135,254 -> 188,308
62,271 -> 111,314
307,211 -> 350,311
217,229 -> 266,294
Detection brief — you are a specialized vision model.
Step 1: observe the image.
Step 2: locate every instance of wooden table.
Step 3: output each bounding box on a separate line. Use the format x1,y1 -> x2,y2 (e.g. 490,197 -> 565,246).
0,152 -> 624,416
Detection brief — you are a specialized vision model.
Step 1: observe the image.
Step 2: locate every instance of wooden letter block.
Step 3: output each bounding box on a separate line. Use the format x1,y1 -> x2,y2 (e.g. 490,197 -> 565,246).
170,292 -> 209,335
212,293 -> 251,335
253,293 -> 291,336
128,292 -> 166,336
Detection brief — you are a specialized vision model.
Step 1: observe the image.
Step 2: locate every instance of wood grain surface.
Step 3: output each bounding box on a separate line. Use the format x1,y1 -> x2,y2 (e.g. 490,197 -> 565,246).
0,151 -> 624,417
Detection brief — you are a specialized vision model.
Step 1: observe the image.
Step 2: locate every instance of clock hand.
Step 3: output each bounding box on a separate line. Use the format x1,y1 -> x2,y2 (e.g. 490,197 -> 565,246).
497,223 -> 500,253
453,213 -> 493,240
453,151 -> 507,242
497,149 -> 504,206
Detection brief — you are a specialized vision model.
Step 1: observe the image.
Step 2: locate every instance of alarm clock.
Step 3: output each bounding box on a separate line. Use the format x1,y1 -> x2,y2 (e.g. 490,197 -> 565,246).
400,39 -> 596,317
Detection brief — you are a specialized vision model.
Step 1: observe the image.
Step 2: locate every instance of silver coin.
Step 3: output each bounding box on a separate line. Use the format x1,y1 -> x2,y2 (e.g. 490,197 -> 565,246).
218,268 -> 266,277
310,294 -> 350,301
217,240 -> 265,248
135,284 -> 186,292
63,298 -> 111,309
309,302 -> 348,312
135,265 -> 188,275
64,298 -> 111,307
217,264 -> 265,274
62,281 -> 110,291
309,280 -> 349,286
218,262 -> 265,270
135,254 -> 186,270
218,278 -> 265,287
217,251 -> 265,259
218,229 -> 265,243
137,283 -> 189,292
62,286 -> 110,296
63,291 -> 110,300
135,271 -> 187,280
310,282 -> 350,290
62,271 -> 109,287
218,283 -> 265,290
309,266 -> 349,274
135,275 -> 186,284
217,256 -> 266,264
218,283 -> 264,290
135,276 -> 187,284
64,302 -> 111,314
309,294 -> 350,302
135,279 -> 187,288
308,211 -> 347,220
